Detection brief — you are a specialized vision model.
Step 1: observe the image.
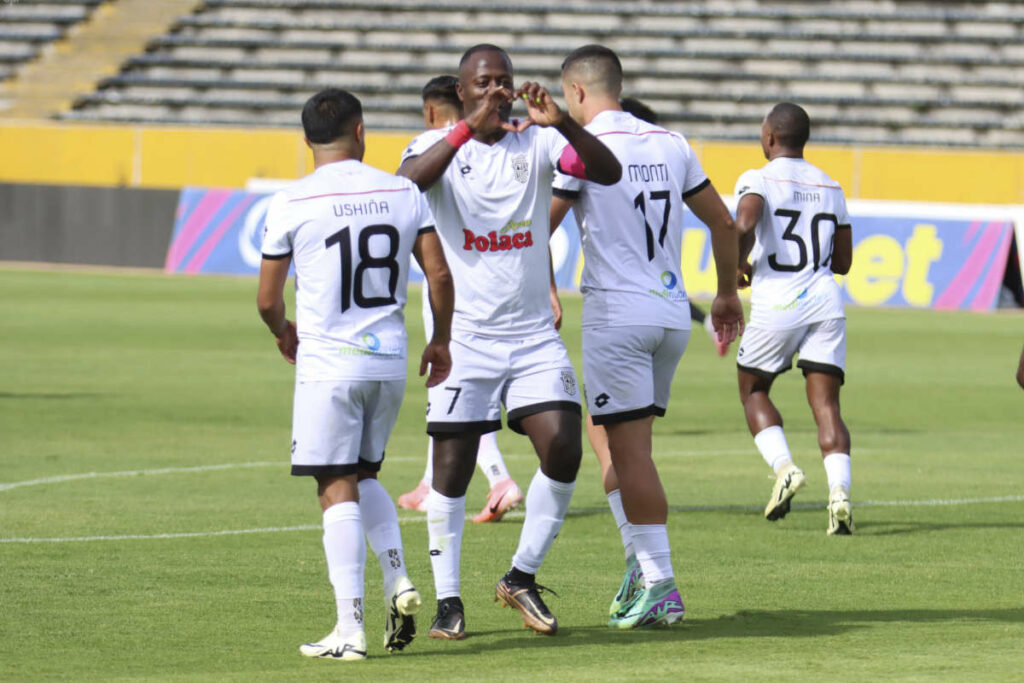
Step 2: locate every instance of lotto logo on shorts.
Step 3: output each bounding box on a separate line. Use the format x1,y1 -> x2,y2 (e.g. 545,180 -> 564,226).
462,229 -> 534,252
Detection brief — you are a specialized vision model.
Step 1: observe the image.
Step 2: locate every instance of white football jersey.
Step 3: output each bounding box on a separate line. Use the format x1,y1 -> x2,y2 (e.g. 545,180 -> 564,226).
402,125 -> 568,339
735,157 -> 850,330
262,159 -> 435,381
553,110 -> 708,329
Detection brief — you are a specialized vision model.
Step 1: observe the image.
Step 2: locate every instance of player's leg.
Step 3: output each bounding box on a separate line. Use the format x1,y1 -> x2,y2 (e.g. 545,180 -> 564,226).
584,326 -> 687,628
423,334 -> 504,639
494,336 -> 582,635
496,406 -> 580,635
737,326 -> 806,521
797,318 -> 852,535
355,379 -> 421,653
291,380 -> 369,661
471,430 -> 524,523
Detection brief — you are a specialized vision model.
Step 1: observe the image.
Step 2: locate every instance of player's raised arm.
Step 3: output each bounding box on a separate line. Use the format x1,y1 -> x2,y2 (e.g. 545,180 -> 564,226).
684,183 -> 745,343
257,256 -> 298,364
413,230 -> 454,387
398,84 -> 510,191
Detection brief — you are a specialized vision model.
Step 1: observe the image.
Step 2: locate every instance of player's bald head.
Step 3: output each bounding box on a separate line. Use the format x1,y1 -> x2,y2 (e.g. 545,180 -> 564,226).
561,44 -> 623,97
764,102 -> 810,150
459,44 -> 512,79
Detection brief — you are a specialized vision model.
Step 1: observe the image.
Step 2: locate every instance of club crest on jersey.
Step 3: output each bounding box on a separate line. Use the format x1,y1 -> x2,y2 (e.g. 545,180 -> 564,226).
560,370 -> 577,396
511,155 -> 529,183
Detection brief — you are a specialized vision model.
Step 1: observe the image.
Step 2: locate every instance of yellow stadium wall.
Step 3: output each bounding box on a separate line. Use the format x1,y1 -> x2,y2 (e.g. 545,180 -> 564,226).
2,122 -> 1024,204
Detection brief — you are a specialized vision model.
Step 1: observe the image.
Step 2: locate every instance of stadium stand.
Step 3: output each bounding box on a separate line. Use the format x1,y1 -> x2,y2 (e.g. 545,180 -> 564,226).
12,0 -> 1024,146
0,0 -> 104,82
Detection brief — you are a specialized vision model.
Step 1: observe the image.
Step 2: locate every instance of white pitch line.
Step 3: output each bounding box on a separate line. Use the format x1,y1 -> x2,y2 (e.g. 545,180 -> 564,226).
1,495 -> 1020,544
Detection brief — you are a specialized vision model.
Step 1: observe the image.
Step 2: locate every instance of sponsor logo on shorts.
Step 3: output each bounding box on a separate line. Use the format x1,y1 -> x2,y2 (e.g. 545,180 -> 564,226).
594,393 -> 610,408
512,155 -> 529,183
561,370 -> 577,396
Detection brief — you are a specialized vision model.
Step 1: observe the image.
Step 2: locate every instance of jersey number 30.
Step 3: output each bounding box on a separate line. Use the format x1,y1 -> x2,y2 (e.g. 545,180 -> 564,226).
768,209 -> 838,273
324,224 -> 400,312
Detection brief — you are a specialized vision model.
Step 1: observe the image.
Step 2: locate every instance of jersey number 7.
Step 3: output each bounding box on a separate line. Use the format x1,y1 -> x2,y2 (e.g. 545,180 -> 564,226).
324,224 -> 401,312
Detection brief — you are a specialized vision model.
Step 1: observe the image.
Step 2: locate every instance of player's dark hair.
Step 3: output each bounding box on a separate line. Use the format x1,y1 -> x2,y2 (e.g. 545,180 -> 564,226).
620,97 -> 658,124
561,44 -> 623,77
301,88 -> 362,144
422,75 -> 460,108
459,43 -> 511,69
766,102 -> 810,149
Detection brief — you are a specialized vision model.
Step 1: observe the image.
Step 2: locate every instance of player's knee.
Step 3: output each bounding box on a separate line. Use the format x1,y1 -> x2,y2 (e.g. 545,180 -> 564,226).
818,424 -> 849,454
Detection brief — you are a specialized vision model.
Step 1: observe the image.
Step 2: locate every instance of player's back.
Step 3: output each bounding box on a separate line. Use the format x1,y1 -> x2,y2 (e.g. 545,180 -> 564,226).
262,159 -> 433,380
558,110 -> 707,329
735,157 -> 850,329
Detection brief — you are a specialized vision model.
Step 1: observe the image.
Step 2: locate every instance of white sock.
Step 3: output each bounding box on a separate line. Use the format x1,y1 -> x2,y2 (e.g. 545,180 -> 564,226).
322,502 -> 365,633
631,523 -> 673,588
426,488 -> 465,600
422,438 -> 433,485
357,478 -> 407,596
606,489 -> 634,560
754,425 -> 795,474
823,453 -> 852,493
511,469 -> 575,575
476,431 -> 510,487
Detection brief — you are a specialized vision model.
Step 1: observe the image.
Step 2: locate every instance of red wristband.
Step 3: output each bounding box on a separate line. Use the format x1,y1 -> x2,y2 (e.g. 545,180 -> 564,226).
444,120 -> 473,148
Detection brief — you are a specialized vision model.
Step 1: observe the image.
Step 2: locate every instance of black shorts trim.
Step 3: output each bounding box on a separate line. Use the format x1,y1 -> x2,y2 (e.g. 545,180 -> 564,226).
507,401 -> 582,435
797,359 -> 845,384
427,419 -> 502,437
262,251 -> 292,261
681,177 -> 711,199
591,403 -> 663,426
290,453 -> 385,477
736,362 -> 793,382
836,224 -> 852,231
417,225 -> 436,235
552,187 -> 581,200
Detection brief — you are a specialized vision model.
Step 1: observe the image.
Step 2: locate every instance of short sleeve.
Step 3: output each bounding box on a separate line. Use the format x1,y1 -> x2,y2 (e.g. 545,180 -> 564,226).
552,168 -> 583,200
260,191 -> 294,259
735,168 -> 766,200
401,128 -> 447,164
413,186 -> 437,235
835,192 -> 851,229
671,133 -> 710,198
540,126 -> 570,171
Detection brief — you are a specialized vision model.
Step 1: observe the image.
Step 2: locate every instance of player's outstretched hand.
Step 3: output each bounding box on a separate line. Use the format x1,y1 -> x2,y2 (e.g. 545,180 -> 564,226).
505,82 -> 563,131
275,320 -> 298,364
420,340 -> 452,388
710,292 -> 745,346
737,262 -> 753,289
465,84 -> 512,136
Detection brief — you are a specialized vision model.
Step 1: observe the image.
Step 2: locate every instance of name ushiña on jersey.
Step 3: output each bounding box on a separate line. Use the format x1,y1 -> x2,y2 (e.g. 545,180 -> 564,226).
333,200 -> 391,217
462,219 -> 534,252
627,162 -> 670,184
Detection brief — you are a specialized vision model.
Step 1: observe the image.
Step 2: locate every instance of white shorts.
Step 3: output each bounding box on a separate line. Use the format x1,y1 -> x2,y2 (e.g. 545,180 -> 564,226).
291,378 -> 406,477
736,318 -> 846,383
582,325 -> 689,425
426,330 -> 581,436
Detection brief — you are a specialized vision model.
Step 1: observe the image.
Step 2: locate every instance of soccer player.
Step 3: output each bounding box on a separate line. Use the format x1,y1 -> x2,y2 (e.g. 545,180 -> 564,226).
257,88 -> 455,660
551,45 -> 744,628
732,102 -> 855,535
619,96 -> 729,357
398,75 -> 524,524
398,43 -> 621,639
1017,344 -> 1024,389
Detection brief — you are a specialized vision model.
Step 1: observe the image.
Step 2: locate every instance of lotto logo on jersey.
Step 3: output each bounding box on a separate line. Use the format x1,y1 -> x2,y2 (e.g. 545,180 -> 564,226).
462,229 -> 534,252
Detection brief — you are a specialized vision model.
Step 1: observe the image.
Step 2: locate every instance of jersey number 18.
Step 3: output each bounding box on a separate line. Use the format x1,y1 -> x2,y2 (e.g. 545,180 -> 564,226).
324,224 -> 400,312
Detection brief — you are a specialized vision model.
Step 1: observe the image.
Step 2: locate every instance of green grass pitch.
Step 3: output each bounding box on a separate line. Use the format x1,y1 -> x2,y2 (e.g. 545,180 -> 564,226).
1,266 -> 1022,682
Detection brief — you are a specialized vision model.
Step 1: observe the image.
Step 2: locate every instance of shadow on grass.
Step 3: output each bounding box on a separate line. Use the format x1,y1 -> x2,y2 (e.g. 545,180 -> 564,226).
407,607 -> 1024,656
856,519 -> 1024,535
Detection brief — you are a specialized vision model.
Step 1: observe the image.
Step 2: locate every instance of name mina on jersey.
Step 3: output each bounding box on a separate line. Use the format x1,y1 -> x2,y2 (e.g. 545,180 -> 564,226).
262,159 -> 436,381
552,110 -> 709,329
402,125 -> 568,339
735,157 -> 850,330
